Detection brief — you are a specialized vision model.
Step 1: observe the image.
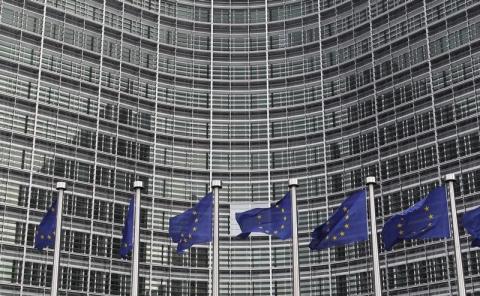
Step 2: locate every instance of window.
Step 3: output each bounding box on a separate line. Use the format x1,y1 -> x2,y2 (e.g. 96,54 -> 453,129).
64,28 -> 74,44
329,174 -> 343,192
122,47 -> 131,63
86,35 -> 95,51
329,142 -> 341,159
26,16 -> 38,33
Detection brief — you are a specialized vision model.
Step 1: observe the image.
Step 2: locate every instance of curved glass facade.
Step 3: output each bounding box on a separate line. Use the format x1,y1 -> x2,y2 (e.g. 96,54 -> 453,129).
0,0 -> 480,294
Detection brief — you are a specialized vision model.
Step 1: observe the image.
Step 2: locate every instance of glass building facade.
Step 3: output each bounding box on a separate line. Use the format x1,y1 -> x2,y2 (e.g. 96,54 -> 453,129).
0,0 -> 480,294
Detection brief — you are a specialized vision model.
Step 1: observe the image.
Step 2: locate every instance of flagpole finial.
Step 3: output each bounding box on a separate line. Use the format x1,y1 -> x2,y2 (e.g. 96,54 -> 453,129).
366,176 -> 376,185
445,174 -> 456,182
288,178 -> 298,187
56,182 -> 66,190
212,180 -> 222,188
133,181 -> 143,189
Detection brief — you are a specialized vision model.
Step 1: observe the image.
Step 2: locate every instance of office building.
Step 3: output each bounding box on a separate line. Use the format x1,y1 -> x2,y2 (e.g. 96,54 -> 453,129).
0,0 -> 479,294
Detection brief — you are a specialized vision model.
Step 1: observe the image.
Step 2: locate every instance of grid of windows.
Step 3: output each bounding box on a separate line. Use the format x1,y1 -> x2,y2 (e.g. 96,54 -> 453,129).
0,0 -> 480,295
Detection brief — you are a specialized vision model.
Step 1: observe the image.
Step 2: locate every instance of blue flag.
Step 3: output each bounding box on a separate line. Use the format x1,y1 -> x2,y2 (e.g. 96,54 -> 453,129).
120,197 -> 135,258
169,193 -> 213,253
309,191 -> 368,250
34,199 -> 57,250
462,206 -> 480,247
382,186 -> 450,251
235,192 -> 292,240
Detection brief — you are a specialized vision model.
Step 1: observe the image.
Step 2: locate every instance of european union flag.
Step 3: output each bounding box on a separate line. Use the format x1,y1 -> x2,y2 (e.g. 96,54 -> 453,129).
169,193 -> 213,253
235,192 -> 292,240
34,199 -> 57,250
462,206 -> 480,247
309,191 -> 368,250
120,197 -> 135,258
382,186 -> 450,251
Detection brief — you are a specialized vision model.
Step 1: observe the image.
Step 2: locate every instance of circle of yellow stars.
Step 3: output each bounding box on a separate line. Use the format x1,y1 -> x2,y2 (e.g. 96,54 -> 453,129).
180,210 -> 199,244
397,205 -> 434,237
325,206 -> 350,241
36,205 -> 56,242
255,205 -> 288,235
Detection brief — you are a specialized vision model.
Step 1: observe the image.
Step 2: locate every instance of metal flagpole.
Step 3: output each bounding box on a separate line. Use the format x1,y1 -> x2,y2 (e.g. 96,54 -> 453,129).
51,182 -> 66,296
366,177 -> 381,296
131,181 -> 143,296
211,180 -> 222,296
445,174 -> 466,296
288,178 -> 300,296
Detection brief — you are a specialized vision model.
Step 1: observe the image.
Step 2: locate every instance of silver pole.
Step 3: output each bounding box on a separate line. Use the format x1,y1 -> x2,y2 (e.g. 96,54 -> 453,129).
445,174 -> 466,296
211,180 -> 222,296
366,177 -> 381,296
51,181 -> 66,296
288,178 -> 300,296
131,181 -> 143,296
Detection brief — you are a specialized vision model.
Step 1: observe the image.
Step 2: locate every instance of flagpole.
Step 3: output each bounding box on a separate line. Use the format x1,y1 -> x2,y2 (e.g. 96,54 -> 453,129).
51,181 -> 65,296
366,177 -> 381,296
288,178 -> 300,296
445,174 -> 466,296
131,181 -> 143,296
211,180 -> 222,296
